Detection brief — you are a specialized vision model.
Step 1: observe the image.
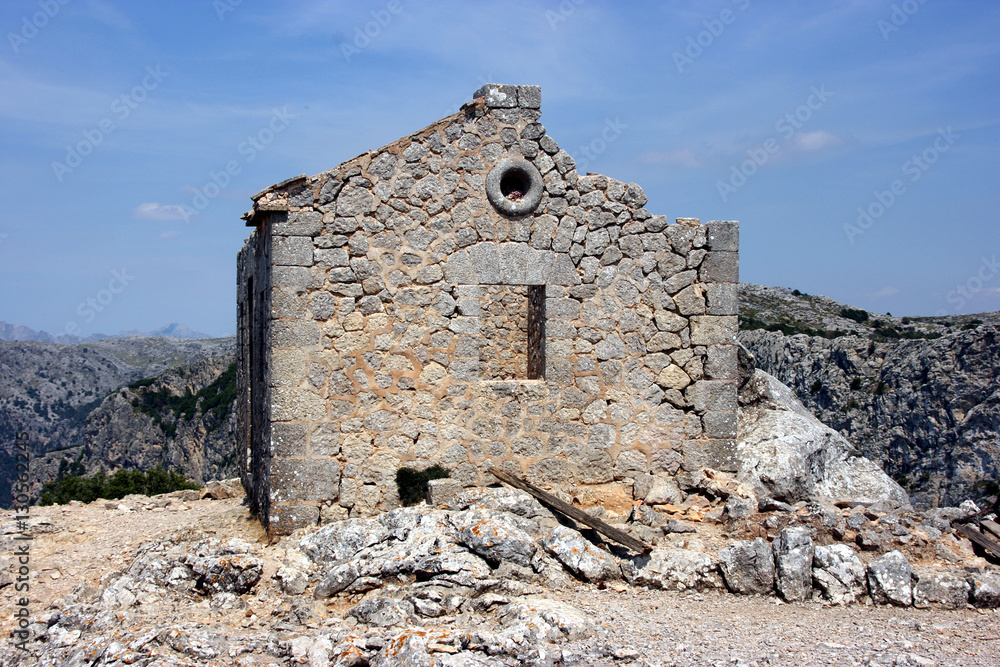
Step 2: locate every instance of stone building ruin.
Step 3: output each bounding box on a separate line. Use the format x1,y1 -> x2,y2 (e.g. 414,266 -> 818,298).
236,84 -> 740,537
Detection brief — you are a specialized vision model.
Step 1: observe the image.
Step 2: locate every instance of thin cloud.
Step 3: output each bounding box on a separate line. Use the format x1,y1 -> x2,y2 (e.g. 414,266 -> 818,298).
794,130 -> 844,152
870,286 -> 899,298
134,203 -> 189,221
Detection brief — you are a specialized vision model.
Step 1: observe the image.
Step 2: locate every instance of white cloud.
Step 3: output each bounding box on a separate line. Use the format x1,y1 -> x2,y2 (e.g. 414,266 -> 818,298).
134,203 -> 190,221
794,130 -> 844,152
870,286 -> 899,298
159,230 -> 180,239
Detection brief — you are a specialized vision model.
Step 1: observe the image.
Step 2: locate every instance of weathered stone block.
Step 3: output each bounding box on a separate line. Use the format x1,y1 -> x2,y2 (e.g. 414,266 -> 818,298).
272,211 -> 322,237
690,315 -> 737,346
474,83 -> 518,107
271,388 -> 325,422
517,85 -> 542,109
686,380 -> 737,413
272,320 -> 320,347
702,411 -> 737,439
700,251 -> 738,283
273,236 -> 313,266
682,438 -> 736,473
705,345 -> 737,380
706,283 -> 738,316
269,504 -> 321,536
706,220 -> 739,251
271,423 -> 307,457
427,478 -> 464,506
270,458 -> 341,502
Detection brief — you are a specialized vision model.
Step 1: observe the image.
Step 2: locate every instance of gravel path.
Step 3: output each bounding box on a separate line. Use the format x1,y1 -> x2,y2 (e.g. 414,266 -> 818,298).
554,587 -> 1000,666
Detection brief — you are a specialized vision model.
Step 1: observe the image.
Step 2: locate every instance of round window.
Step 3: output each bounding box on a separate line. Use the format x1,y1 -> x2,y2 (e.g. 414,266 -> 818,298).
486,158 -> 544,216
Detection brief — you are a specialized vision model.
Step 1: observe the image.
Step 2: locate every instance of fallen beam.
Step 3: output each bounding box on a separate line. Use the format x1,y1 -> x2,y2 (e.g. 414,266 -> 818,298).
980,519 -> 1000,542
487,466 -> 650,554
955,523 -> 1000,560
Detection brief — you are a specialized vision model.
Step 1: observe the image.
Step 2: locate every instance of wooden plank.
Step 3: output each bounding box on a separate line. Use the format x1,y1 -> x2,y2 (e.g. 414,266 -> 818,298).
981,519 -> 1000,542
488,466 -> 650,554
955,523 -> 1000,560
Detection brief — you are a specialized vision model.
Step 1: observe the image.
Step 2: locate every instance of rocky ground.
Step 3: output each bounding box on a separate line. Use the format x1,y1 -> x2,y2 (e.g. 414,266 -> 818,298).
2,482 -> 999,666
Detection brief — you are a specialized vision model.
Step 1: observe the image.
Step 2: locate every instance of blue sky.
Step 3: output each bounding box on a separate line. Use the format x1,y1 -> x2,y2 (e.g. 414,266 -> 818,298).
1,0 -> 998,338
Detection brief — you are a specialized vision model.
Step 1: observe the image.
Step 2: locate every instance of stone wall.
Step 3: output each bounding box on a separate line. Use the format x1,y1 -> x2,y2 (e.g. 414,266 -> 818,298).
237,84 -> 740,536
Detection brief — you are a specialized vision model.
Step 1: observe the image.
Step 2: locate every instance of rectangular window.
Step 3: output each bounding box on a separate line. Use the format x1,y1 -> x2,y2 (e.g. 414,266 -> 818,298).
527,285 -> 545,379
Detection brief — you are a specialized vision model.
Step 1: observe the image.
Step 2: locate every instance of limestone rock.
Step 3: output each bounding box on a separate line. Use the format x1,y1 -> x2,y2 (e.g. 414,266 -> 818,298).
867,550 -> 913,606
349,597 -> 414,627
738,368 -> 910,509
968,570 -> 1000,608
812,544 -> 865,605
773,527 -> 814,602
718,538 -> 774,595
913,569 -> 971,609
623,548 -> 722,591
540,525 -> 621,582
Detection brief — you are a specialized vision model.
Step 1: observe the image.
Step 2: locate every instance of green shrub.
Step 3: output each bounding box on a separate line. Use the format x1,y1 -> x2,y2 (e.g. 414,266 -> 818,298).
396,465 -> 450,506
809,379 -> 822,394
840,307 -> 869,323
131,362 -> 237,437
850,377 -> 862,391
38,467 -> 200,506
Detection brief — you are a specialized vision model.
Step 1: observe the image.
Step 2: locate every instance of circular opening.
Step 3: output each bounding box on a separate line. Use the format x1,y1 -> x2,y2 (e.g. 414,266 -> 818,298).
500,169 -> 530,201
486,157 -> 543,216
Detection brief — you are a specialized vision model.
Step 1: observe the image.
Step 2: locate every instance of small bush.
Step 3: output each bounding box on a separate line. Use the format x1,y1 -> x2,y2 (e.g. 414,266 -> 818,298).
840,307 -> 869,323
809,379 -> 822,394
396,465 -> 450,506
850,377 -> 862,391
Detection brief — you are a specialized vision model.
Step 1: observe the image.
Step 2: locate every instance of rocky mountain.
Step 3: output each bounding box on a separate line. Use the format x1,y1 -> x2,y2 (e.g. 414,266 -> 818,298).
738,284 -> 1000,509
0,335 -> 235,507
0,321 -> 215,344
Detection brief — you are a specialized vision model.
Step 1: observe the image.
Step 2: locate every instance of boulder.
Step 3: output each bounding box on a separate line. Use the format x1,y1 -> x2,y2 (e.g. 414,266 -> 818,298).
867,550 -> 913,606
623,548 -> 722,591
913,569 -> 971,609
540,525 -> 621,582
773,527 -> 814,602
968,570 -> 1000,608
452,509 -> 537,567
738,369 -> 910,509
718,538 -> 774,595
812,544 -> 865,605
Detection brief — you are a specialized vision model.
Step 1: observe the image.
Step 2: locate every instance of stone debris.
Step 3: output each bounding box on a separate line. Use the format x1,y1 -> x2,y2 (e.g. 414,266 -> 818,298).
4,486 -> 1000,666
